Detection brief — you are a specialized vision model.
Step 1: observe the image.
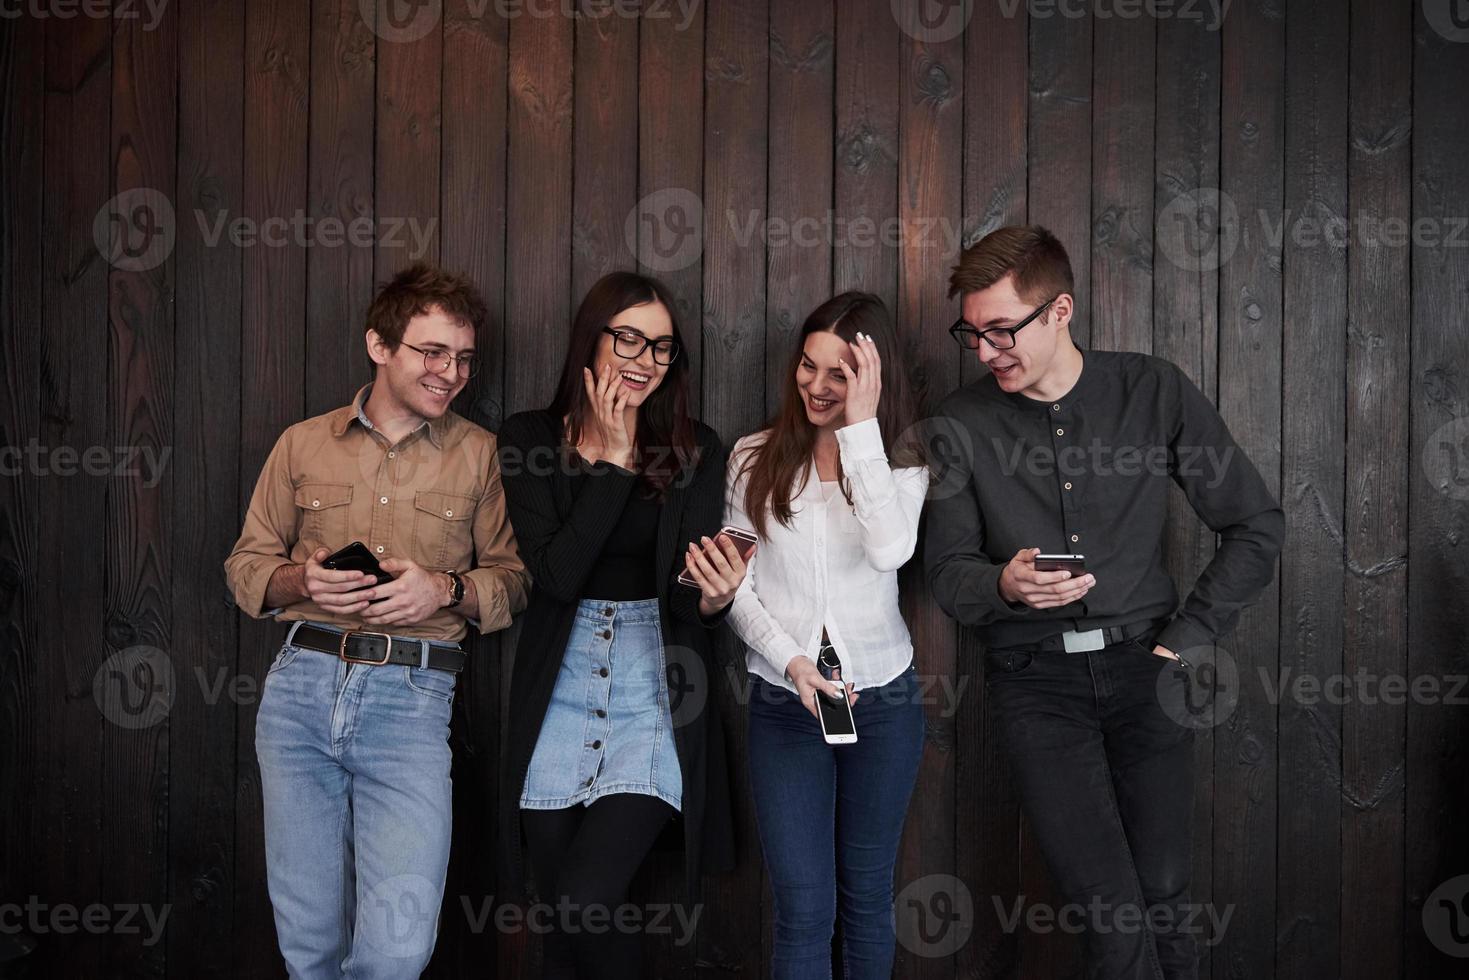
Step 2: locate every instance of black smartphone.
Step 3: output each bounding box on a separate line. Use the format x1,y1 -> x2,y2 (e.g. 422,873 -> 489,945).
677,525 -> 758,588
815,646 -> 857,745
321,541 -> 393,583
1034,553 -> 1087,574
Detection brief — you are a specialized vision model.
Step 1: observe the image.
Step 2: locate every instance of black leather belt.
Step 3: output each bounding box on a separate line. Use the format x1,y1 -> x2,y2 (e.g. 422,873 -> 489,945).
289,623 -> 466,674
1012,619 -> 1162,654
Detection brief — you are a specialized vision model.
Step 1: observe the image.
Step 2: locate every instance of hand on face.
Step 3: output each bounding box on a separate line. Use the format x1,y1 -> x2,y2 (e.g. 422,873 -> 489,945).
836,331 -> 882,426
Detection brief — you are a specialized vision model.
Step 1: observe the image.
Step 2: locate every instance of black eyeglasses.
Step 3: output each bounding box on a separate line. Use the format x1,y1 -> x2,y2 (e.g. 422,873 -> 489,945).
949,297 -> 1057,351
401,342 -> 480,378
603,327 -> 681,365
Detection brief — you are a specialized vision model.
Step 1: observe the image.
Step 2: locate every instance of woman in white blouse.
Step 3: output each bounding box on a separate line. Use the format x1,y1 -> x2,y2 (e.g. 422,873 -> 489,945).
724,291 -> 929,980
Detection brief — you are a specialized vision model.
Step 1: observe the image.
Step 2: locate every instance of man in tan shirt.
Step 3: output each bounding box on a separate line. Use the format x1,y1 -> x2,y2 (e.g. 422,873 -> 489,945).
225,263 -> 529,978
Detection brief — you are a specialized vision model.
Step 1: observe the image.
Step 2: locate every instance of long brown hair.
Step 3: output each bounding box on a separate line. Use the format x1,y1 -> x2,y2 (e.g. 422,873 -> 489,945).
548,271 -> 698,499
740,292 -> 923,536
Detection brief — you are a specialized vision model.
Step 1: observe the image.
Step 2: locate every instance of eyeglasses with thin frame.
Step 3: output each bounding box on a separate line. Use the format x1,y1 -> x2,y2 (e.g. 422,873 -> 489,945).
401,341 -> 480,378
948,297 -> 1057,351
602,326 -> 681,365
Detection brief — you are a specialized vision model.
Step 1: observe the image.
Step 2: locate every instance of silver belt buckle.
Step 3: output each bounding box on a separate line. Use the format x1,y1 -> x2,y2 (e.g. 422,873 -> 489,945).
1062,628 -> 1106,653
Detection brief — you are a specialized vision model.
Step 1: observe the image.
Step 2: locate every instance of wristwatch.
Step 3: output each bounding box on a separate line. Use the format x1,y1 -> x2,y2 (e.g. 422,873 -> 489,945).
443,569 -> 465,609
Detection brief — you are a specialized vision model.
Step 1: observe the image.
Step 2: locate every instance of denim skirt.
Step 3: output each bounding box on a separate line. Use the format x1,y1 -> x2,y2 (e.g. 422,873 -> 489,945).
520,597 -> 682,811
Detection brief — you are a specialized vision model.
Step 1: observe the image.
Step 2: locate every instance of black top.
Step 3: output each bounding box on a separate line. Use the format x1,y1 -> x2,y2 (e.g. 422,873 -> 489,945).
495,409 -> 735,900
923,349 -> 1284,654
576,466 -> 661,600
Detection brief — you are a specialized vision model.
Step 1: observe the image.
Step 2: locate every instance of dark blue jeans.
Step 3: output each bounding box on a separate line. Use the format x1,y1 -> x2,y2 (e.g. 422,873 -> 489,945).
746,664 -> 926,980
985,636 -> 1198,980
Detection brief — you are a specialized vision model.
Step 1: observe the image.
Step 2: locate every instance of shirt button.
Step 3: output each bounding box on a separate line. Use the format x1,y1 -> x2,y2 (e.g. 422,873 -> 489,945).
1052,403 -> 1061,412
591,740 -> 602,750
388,452 -> 396,459
600,629 -> 612,639
1056,428 -> 1065,436
603,606 -> 613,616
375,545 -> 385,553
599,667 -> 609,678
312,499 -> 321,508
595,708 -> 607,718
379,496 -> 388,504
1064,482 -> 1073,490
444,509 -> 453,517
1070,534 -> 1080,543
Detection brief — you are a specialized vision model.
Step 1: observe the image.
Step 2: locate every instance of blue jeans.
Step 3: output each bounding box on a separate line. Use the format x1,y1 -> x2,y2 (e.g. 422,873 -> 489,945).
254,633 -> 456,979
746,664 -> 926,980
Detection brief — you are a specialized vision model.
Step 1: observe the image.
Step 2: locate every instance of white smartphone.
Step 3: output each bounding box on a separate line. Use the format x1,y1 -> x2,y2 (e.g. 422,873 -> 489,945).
815,646 -> 857,745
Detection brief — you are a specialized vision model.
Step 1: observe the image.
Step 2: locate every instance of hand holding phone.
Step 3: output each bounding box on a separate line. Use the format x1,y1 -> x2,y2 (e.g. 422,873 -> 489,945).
998,547 -> 1095,610
678,525 -> 757,588
307,541 -> 392,610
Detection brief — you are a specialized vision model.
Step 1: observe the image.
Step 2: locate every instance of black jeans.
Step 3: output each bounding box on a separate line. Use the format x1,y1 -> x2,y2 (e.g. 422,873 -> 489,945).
985,636 -> 1198,980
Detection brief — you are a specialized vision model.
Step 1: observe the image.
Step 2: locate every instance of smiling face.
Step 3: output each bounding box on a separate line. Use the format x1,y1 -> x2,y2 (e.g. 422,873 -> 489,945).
960,273 -> 1073,397
795,330 -> 850,429
592,299 -> 675,410
367,305 -> 475,421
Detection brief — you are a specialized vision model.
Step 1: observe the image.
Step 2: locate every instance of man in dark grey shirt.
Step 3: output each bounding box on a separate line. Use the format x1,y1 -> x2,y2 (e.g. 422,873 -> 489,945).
924,226 -> 1282,980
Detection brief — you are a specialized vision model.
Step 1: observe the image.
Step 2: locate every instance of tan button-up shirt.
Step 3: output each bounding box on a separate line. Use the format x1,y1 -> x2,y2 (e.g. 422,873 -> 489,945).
225,385 -> 530,642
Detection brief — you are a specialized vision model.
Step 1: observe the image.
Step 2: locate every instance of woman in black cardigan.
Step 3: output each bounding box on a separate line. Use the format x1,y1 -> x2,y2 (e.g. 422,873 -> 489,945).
496,271 -> 747,979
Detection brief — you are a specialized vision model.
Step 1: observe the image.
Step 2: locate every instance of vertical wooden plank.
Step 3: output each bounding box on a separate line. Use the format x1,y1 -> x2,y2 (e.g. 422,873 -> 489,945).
893,5 -> 962,978
1027,3 -> 1091,348
957,0 -> 1027,974
698,0 -> 767,976
437,1 -> 509,975
505,4 -> 572,413
571,5 -> 637,301
636,0 -> 704,414
37,10 -> 111,976
237,0 -> 310,972
307,0 -> 376,415
0,4 -> 44,932
1151,11 -> 1221,978
1090,14 -> 1154,355
1216,2 -> 1284,977
374,0 -> 441,276
833,0 -> 898,312
170,0 -> 246,975
765,0 -> 833,411
1407,3 -> 1469,976
1276,1 -> 1346,977
1340,1 -> 1413,976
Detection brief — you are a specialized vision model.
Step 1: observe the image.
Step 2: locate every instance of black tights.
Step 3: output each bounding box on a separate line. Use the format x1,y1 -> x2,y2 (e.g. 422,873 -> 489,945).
521,793 -> 676,980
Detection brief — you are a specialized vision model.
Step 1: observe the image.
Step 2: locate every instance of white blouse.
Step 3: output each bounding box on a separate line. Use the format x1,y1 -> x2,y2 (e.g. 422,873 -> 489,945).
724,418 -> 930,693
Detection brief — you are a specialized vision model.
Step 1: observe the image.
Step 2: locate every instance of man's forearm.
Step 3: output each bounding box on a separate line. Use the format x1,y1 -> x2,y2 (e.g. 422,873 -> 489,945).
263,563 -> 306,609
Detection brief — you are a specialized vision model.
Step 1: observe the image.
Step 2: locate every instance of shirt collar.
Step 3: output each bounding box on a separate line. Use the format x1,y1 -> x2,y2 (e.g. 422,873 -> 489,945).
330,383 -> 448,449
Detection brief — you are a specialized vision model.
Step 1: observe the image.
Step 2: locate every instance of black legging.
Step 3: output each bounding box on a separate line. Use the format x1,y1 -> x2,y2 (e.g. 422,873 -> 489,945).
521,793 -> 677,980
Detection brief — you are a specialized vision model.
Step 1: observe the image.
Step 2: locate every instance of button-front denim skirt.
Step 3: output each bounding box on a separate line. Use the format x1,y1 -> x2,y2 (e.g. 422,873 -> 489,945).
520,597 -> 682,811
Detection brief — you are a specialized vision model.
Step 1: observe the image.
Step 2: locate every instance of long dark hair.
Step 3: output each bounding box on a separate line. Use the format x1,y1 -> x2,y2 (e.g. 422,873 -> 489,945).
740,291 -> 923,536
548,271 -> 698,499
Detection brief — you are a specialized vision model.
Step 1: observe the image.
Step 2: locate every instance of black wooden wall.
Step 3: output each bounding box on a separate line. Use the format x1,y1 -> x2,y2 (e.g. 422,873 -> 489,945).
2,1 -> 1467,977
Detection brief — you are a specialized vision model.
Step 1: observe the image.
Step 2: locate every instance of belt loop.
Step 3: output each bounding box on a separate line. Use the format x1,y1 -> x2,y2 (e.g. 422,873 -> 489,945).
285,621 -> 302,648
419,639 -> 430,671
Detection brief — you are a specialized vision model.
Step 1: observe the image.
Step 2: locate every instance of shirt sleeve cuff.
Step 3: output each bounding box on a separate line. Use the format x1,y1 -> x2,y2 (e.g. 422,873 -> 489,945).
230,556 -> 294,619
461,567 -> 513,634
834,417 -> 886,462
1157,616 -> 1212,657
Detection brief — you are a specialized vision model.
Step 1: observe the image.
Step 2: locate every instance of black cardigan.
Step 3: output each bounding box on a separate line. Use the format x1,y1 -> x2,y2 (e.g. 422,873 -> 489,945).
495,408 -> 737,899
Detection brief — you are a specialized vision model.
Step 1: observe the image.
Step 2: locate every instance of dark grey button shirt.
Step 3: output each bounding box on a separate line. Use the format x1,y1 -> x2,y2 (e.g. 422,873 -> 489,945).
923,349 -> 1284,653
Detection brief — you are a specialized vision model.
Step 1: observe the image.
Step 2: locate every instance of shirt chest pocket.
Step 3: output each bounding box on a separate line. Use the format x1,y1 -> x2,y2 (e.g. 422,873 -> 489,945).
294,483 -> 354,552
412,489 -> 476,569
